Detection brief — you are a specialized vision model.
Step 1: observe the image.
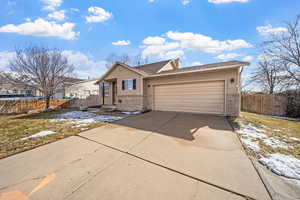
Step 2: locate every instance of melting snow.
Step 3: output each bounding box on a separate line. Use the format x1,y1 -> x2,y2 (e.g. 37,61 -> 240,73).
259,153 -> 300,180
52,111 -> 126,127
240,138 -> 261,151
237,124 -> 267,139
120,111 -> 142,115
263,137 -> 292,149
20,130 -> 56,140
236,123 -> 294,151
290,137 -> 300,142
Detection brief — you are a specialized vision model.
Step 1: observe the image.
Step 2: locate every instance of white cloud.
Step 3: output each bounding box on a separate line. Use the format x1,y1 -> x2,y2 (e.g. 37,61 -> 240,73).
243,56 -> 253,61
148,0 -> 155,2
166,31 -> 252,53
191,61 -> 203,66
62,51 -> 106,79
142,42 -> 181,59
40,0 -> 62,11
215,53 -> 241,60
208,0 -> 249,4
256,24 -> 288,36
86,7 -> 112,23
48,10 -> 66,21
0,51 -> 15,71
143,36 -> 165,45
112,40 -> 131,46
164,50 -> 184,59
0,18 -> 79,40
182,0 -> 191,5
141,31 -> 252,60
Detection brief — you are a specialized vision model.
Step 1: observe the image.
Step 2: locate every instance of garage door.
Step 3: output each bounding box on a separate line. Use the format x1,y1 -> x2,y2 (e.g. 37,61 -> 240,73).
154,81 -> 225,114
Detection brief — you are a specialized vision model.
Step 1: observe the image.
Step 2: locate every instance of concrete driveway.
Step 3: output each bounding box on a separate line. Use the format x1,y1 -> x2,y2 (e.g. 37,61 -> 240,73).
0,111 -> 271,200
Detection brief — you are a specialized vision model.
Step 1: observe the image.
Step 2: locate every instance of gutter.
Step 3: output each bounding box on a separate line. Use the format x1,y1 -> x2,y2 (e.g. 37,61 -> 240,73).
144,64 -> 249,78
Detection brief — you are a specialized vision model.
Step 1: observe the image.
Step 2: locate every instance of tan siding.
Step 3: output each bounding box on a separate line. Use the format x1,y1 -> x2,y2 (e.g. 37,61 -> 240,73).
100,64 -> 241,116
102,64 -> 144,110
145,68 -> 241,116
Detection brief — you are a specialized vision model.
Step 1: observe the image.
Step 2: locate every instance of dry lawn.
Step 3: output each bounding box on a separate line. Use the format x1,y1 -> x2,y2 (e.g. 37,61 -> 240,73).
229,112 -> 300,159
0,109 -> 106,159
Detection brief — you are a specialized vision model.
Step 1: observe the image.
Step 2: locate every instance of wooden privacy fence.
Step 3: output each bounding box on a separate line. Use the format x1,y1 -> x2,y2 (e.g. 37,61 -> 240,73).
241,93 -> 288,116
68,95 -> 101,108
0,95 -> 102,114
0,99 -> 70,114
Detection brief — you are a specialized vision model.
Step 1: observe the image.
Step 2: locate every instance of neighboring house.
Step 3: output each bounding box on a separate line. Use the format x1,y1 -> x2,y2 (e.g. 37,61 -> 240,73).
0,73 -> 83,99
65,79 -> 99,99
96,59 -> 249,116
52,77 -> 84,99
0,79 -> 38,97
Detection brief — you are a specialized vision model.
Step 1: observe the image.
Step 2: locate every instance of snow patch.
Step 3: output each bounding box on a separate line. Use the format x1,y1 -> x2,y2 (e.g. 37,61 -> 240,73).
263,137 -> 292,149
240,138 -> 261,151
120,111 -> 142,115
237,124 -> 267,139
20,130 -> 56,140
290,137 -> 300,142
259,153 -> 300,180
52,111 -> 125,127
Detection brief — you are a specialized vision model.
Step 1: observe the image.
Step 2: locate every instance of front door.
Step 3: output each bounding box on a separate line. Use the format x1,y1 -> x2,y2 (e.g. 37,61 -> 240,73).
112,82 -> 117,105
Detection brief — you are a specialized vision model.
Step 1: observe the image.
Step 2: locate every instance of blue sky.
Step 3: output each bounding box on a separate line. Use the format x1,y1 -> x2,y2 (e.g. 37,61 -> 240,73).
0,0 -> 299,79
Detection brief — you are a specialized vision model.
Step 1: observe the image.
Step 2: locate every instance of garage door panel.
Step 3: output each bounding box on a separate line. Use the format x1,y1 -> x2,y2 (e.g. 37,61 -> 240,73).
155,98 -> 224,103
155,86 -> 223,92
157,94 -> 224,98
156,106 -> 224,113
154,81 -> 225,114
156,91 -> 224,95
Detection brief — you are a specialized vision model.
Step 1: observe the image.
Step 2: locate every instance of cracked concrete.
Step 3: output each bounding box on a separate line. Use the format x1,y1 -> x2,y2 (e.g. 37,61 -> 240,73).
0,111 -> 271,200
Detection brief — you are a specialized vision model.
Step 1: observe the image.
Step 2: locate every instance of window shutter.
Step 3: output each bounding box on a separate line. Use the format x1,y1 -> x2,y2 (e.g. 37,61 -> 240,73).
133,79 -> 136,90
122,80 -> 125,90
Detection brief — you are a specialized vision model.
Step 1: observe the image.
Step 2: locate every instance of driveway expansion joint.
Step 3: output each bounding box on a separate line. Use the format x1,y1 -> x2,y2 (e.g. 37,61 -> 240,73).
76,134 -> 257,200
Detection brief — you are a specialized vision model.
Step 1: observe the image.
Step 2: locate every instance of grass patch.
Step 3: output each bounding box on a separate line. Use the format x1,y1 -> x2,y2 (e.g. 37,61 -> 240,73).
0,109 -> 106,159
228,112 -> 300,159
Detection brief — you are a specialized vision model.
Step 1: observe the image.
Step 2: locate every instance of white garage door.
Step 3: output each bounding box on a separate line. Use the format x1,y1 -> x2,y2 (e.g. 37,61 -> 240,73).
154,81 -> 225,114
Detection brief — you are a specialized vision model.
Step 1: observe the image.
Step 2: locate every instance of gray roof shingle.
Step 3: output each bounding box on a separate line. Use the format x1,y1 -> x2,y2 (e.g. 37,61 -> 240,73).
132,60 -> 171,75
154,60 -> 249,75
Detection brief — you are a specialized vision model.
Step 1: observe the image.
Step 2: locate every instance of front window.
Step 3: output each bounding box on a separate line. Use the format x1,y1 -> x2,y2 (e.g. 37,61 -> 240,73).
103,83 -> 109,96
122,79 -> 136,90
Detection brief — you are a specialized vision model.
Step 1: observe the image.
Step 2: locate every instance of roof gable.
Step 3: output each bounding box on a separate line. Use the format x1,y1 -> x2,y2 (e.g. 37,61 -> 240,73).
96,62 -> 147,83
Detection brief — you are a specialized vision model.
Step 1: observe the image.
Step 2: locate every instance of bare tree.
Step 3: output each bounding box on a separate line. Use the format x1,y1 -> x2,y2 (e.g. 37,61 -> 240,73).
132,54 -> 149,66
262,15 -> 300,85
250,58 -> 286,94
5,46 -> 74,110
119,54 -> 131,65
105,53 -> 118,69
105,53 -> 149,69
105,53 -> 131,69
